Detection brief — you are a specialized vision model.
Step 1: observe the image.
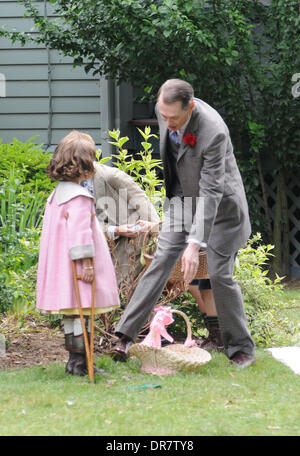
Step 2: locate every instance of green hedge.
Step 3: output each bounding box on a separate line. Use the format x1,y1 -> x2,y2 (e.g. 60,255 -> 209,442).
0,138 -> 54,313
0,137 -> 54,195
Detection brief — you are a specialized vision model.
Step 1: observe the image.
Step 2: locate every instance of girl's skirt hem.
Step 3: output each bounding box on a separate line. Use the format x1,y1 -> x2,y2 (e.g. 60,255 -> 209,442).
39,305 -> 119,316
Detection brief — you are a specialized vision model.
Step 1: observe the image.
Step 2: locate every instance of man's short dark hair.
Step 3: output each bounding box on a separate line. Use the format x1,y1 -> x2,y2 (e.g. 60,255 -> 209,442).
158,79 -> 194,110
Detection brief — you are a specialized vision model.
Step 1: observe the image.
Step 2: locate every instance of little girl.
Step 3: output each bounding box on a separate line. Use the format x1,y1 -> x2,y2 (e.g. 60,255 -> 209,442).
36,131 -> 119,376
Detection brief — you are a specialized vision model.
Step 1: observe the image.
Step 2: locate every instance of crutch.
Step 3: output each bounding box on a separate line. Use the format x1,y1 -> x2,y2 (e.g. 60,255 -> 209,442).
72,259 -> 95,383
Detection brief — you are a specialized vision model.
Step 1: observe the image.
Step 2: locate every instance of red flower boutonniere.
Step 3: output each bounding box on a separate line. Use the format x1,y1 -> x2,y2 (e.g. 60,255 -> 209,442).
183,133 -> 197,147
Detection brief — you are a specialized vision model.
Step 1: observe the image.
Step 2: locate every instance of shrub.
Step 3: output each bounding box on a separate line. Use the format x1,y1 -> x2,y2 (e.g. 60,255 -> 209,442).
0,167 -> 44,313
0,137 -> 55,196
3,264 -> 38,317
0,138 -> 55,313
0,168 -> 45,238
170,233 -> 294,347
234,233 -> 294,346
0,229 -> 40,314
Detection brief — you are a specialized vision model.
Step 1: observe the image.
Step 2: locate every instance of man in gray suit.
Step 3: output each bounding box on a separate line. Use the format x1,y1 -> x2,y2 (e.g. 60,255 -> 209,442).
113,79 -> 255,368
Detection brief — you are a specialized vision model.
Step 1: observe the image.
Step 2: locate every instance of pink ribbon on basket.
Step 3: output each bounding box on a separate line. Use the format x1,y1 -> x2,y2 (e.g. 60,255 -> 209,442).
141,306 -> 174,348
184,338 -> 197,348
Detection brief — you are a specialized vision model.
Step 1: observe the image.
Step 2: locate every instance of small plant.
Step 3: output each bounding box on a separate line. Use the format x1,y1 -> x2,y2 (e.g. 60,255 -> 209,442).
108,127 -> 165,215
0,168 -> 44,241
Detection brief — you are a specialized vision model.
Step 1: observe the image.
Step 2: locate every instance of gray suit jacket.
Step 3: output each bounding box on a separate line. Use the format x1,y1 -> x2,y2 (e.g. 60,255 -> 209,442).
156,98 -> 251,255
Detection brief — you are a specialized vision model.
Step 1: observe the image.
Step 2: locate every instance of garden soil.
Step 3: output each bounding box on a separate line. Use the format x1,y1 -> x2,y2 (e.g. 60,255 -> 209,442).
0,315 -> 108,371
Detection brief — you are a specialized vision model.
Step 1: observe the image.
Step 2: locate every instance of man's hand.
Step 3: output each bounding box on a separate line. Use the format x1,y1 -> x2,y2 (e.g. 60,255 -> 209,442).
115,224 -> 141,238
181,242 -> 200,284
134,220 -> 160,233
115,220 -> 160,237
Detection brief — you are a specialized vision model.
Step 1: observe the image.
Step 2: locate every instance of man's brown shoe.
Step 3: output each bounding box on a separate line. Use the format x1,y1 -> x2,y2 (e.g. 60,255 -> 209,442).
110,338 -> 131,362
229,351 -> 255,368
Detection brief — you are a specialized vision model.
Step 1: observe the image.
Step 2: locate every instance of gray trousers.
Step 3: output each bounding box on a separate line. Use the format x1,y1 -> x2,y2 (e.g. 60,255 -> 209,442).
115,203 -> 255,359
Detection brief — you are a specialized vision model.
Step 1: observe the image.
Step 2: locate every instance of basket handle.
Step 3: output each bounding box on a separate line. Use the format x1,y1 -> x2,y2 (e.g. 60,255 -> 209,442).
171,309 -> 192,343
141,221 -> 162,252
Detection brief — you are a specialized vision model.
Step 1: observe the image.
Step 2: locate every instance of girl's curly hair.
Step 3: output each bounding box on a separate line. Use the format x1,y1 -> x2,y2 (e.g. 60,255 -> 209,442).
47,131 -> 96,182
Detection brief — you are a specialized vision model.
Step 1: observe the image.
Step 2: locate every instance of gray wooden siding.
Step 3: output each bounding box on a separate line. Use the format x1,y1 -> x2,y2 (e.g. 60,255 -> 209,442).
0,0 -> 101,147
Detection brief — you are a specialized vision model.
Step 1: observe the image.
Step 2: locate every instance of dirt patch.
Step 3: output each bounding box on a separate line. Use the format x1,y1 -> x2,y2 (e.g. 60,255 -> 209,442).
284,278 -> 300,289
0,315 -> 109,371
0,316 -> 67,370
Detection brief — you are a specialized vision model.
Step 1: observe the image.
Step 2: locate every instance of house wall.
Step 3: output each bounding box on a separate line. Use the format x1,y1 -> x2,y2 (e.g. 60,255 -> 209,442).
0,0 -> 101,147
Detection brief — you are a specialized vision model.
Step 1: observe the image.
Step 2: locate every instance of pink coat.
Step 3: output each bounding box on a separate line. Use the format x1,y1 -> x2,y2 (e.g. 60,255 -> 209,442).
36,182 -> 120,313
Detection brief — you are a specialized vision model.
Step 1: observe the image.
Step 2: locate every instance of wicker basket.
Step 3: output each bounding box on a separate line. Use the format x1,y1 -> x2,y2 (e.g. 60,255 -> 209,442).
129,309 -> 211,375
143,249 -> 209,283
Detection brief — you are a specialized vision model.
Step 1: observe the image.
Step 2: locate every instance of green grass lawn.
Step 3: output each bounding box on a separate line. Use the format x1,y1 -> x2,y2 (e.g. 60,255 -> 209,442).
0,350 -> 299,436
0,289 -> 299,437
280,288 -> 300,325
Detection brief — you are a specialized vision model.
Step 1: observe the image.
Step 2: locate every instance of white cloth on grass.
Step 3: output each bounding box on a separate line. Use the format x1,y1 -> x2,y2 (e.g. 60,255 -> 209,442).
267,347 -> 300,375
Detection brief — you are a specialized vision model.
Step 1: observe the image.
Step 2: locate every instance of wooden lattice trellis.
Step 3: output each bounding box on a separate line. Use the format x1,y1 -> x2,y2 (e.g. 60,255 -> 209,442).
287,176 -> 300,273
253,172 -> 300,277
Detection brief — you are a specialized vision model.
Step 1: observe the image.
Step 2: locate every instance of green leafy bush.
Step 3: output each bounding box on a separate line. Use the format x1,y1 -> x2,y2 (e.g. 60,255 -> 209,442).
234,233 -> 294,346
0,138 -> 55,313
0,137 -> 55,196
2,264 -> 38,317
170,234 -> 294,347
0,166 -> 45,313
0,168 -> 45,238
0,229 -> 40,313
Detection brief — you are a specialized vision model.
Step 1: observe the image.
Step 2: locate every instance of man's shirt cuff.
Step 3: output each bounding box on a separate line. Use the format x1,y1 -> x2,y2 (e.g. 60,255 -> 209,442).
107,225 -> 118,240
187,239 -> 207,249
